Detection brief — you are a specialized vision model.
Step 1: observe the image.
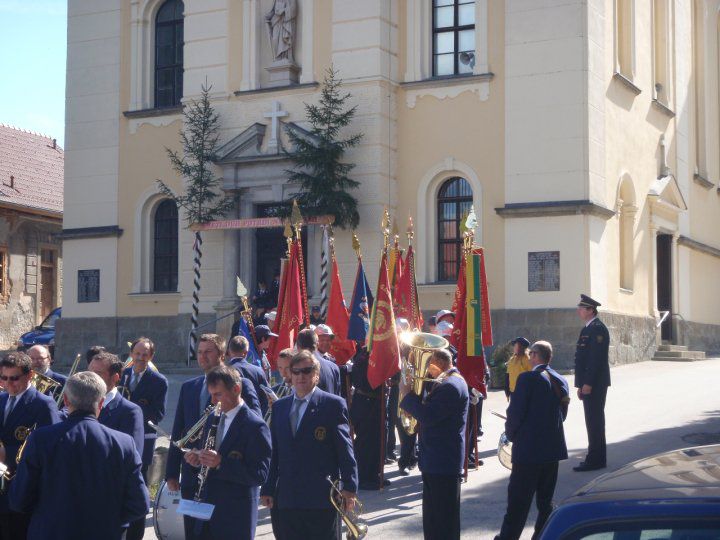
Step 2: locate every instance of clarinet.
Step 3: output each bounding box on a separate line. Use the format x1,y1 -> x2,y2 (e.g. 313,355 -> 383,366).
194,403 -> 222,502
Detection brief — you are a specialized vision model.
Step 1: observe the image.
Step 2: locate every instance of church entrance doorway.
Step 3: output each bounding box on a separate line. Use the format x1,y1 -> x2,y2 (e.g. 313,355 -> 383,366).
656,233 -> 673,342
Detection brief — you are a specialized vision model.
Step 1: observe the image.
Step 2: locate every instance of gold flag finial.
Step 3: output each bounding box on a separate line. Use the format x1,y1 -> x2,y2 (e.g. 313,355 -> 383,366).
352,232 -> 362,259
392,218 -> 400,246
407,215 -> 415,245
382,208 -> 391,249
283,220 -> 292,239
291,199 -> 303,227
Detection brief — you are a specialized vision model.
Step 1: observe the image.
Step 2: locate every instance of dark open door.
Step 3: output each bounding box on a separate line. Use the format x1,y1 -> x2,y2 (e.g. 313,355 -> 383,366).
656,234 -> 673,341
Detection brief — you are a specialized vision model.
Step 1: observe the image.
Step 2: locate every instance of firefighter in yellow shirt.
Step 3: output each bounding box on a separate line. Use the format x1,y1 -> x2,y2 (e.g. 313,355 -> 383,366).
504,337 -> 532,400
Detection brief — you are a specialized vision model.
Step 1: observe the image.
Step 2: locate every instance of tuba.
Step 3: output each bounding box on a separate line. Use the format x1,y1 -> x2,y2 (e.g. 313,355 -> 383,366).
397,331 -> 449,435
327,477 -> 368,540
30,371 -> 61,396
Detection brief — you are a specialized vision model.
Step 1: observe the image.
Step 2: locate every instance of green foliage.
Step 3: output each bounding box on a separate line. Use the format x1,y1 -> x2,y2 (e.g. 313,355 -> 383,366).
284,67 -> 362,229
489,341 -> 514,368
157,83 -> 234,226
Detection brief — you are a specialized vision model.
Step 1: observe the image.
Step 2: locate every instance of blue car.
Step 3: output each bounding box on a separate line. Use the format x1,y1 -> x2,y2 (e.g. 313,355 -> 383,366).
540,444 -> 720,539
17,307 -> 61,356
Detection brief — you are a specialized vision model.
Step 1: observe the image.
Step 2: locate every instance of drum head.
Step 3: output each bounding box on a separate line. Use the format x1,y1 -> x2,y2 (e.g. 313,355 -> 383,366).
153,481 -> 185,540
498,432 -> 513,470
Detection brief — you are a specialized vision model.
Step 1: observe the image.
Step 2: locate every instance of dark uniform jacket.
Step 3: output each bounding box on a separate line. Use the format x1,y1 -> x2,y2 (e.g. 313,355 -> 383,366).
9,412 -> 149,540
506,365 -> 569,464
194,404 -> 272,540
400,368 -> 469,476
165,374 -> 261,495
119,367 -> 168,440
0,386 -> 60,513
99,391 -> 145,456
261,388 -> 358,509
228,357 -> 270,416
574,317 -> 611,389
316,353 -> 342,396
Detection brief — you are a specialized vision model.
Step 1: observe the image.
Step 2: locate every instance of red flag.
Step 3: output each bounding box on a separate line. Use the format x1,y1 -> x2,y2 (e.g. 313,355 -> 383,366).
326,256 -> 356,365
391,248 -> 404,303
395,245 -> 423,329
271,241 -> 304,364
367,253 -> 401,389
452,252 -> 488,396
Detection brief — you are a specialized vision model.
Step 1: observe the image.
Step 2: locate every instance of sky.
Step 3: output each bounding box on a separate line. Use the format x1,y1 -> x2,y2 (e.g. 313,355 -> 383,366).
0,0 -> 67,146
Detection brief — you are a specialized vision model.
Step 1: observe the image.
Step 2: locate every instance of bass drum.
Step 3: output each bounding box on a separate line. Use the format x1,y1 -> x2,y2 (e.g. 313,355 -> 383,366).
153,481 -> 185,540
497,432 -> 513,470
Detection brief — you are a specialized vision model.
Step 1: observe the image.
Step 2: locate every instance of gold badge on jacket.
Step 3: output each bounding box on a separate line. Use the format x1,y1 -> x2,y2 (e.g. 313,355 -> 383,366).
596,335 -> 604,343
228,450 -> 243,460
314,427 -> 327,441
15,426 -> 31,442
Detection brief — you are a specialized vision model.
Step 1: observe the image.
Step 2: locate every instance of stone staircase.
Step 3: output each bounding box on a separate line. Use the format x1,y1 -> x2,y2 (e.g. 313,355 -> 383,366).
652,344 -> 707,362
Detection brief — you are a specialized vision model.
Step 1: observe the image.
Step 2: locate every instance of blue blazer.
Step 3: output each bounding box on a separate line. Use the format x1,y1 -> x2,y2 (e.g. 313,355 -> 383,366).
0,386 -> 60,512
261,388 -> 358,510
228,357 -> 270,416
193,404 -> 272,540
9,413 -> 149,540
165,374 -> 261,492
99,392 -> 144,456
317,354 -> 342,396
400,369 -> 469,476
119,367 -> 168,438
506,365 -> 569,465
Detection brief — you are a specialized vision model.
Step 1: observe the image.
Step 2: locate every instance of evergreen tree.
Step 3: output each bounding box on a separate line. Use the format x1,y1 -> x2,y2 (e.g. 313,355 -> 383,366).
285,68 -> 362,229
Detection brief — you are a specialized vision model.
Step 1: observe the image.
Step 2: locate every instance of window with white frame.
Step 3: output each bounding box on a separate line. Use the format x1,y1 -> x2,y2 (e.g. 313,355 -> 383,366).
154,0 -> 184,108
432,0 -> 476,77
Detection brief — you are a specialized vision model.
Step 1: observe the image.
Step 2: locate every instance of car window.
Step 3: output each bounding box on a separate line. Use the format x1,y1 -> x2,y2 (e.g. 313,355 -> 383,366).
40,310 -> 60,329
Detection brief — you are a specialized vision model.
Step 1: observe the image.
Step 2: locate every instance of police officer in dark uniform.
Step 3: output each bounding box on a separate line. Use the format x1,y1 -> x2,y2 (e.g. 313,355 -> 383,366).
573,294 -> 610,472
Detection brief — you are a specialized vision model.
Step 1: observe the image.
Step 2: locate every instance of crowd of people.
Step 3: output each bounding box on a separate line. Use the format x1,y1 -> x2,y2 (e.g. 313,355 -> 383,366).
0,293 -> 610,540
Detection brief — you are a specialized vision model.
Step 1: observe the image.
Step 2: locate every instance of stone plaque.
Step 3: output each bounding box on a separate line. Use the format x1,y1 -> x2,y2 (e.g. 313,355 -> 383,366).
528,251 -> 560,292
78,269 -> 100,303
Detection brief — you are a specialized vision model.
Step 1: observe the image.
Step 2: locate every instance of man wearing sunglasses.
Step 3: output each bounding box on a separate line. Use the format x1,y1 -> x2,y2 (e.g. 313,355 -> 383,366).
0,352 -> 60,540
261,351 -> 358,540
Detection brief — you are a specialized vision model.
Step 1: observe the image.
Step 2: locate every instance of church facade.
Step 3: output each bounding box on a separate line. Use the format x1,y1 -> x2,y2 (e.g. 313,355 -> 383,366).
58,0 -> 720,368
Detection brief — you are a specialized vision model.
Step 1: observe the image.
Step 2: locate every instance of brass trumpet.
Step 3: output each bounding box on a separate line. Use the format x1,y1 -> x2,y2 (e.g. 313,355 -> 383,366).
30,371 -> 61,395
327,477 -> 368,540
149,405 -> 216,452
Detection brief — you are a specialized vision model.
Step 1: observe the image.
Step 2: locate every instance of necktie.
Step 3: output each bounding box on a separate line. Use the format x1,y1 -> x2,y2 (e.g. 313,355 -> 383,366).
289,398 -> 305,436
4,395 -> 17,422
129,372 -> 139,392
199,380 -> 210,416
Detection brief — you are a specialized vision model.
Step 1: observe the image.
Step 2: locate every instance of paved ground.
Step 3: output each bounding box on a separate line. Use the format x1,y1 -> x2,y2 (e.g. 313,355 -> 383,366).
146,358 -> 720,539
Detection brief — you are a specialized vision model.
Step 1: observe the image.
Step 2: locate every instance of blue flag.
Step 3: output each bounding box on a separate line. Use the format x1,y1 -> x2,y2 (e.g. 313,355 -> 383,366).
237,317 -> 261,367
347,261 -> 374,342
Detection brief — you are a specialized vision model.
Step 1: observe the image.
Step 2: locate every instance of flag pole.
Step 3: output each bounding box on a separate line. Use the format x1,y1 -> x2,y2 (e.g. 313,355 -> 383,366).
378,208 -> 391,491
291,200 -> 310,326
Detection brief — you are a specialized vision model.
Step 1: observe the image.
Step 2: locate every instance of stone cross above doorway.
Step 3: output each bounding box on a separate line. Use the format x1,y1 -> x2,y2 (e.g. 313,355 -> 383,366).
263,101 -> 288,154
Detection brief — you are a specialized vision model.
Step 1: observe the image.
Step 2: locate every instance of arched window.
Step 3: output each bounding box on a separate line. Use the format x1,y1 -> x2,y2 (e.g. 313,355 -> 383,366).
155,0 -> 184,108
437,177 -> 473,281
153,199 -> 178,292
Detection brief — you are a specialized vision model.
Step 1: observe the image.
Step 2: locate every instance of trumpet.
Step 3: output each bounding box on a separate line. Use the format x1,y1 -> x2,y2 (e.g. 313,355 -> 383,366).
56,354 -> 82,407
30,371 -> 61,395
327,477 -> 367,540
149,405 -> 216,452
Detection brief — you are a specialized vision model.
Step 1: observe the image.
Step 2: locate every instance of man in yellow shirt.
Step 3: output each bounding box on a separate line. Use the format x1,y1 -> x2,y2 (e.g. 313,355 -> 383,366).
505,337 -> 531,400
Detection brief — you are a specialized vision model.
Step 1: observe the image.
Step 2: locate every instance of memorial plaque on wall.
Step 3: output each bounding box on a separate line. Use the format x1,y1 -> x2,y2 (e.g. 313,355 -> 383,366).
528,251 -> 560,292
78,269 -> 100,303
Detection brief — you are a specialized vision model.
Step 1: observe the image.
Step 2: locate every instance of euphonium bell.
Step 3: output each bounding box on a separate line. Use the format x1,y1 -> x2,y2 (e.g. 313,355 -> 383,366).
397,331 -> 449,435
30,371 -> 61,395
327,477 -> 368,540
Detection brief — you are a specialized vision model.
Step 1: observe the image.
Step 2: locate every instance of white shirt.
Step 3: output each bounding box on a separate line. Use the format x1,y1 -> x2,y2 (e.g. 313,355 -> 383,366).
102,387 -> 118,409
585,316 -> 597,328
219,402 -> 243,443
292,386 -> 317,430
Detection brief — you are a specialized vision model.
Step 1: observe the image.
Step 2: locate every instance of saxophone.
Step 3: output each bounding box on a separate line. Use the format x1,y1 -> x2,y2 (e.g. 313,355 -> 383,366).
194,403 -> 222,501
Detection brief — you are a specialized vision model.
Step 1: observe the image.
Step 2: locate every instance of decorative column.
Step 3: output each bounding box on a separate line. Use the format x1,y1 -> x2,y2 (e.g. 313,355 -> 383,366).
671,233 -> 681,344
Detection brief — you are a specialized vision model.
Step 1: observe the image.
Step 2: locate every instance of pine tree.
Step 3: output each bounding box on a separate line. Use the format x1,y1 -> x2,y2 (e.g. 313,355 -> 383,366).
156,83 -> 234,364
285,67 -> 362,229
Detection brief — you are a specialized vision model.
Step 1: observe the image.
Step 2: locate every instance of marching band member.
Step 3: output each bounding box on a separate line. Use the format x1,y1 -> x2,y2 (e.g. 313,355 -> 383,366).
227,335 -> 270,417
399,348 -> 468,540
165,333 -> 261,539
296,328 -> 341,396
9,371 -> 149,540
184,365 -> 271,540
261,351 -> 358,540
26,345 -> 67,400
0,352 -> 60,540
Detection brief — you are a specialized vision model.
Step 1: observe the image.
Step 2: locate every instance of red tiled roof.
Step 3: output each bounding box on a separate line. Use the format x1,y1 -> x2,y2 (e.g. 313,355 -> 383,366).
0,124 -> 63,216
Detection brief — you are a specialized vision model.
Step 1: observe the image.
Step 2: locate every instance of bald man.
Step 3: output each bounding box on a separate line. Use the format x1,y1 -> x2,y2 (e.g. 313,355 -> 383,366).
27,345 -> 67,401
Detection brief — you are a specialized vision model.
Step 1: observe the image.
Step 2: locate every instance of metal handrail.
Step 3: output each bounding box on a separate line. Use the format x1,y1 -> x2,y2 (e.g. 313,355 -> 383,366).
185,308 -> 242,367
656,310 -> 670,328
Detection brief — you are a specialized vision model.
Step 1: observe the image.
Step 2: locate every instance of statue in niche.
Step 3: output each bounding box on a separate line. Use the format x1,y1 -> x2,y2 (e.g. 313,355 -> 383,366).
265,0 -> 298,64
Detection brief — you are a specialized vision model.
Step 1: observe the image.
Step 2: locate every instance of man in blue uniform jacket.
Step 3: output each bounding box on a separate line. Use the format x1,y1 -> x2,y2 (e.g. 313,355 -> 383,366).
296,328 -> 342,396
119,337 -> 168,478
227,335 -> 270,416
400,348 -> 468,540
261,350 -> 358,540
573,294 -> 611,472
89,351 -> 144,455
496,340 -> 569,540
184,365 -> 272,540
165,333 -> 262,539
0,352 -> 60,540
9,371 -> 149,540
27,345 -> 67,402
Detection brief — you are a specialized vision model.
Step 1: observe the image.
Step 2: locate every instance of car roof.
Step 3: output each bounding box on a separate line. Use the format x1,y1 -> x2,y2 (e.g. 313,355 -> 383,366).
566,444 -> 720,503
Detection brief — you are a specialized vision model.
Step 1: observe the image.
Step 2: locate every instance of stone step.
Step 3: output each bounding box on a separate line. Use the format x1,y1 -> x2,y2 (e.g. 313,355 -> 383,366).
656,344 -> 689,352
652,350 -> 706,361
